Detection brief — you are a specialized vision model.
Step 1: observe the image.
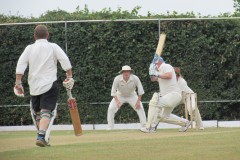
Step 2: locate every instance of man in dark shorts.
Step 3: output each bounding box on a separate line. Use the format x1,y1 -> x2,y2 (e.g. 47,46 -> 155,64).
14,24 -> 74,147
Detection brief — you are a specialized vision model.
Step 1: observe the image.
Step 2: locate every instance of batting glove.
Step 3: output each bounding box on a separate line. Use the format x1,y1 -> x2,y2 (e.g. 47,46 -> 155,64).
63,78 -> 75,90
149,63 -> 158,77
14,81 -> 24,97
149,63 -> 155,75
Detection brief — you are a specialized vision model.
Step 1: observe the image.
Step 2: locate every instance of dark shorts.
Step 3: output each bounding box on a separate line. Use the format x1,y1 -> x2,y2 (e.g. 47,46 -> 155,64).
31,81 -> 58,112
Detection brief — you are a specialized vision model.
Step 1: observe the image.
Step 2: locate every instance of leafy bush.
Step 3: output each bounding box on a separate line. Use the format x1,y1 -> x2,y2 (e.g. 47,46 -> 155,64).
0,8 -> 239,126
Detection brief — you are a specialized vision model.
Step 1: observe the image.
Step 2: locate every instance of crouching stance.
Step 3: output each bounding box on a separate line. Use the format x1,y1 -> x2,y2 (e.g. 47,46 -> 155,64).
107,65 -> 146,130
141,54 -> 191,133
174,67 -> 204,130
14,25 -> 74,147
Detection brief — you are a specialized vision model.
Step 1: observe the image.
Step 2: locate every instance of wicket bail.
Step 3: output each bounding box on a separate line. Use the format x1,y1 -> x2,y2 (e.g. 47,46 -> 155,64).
183,93 -> 199,129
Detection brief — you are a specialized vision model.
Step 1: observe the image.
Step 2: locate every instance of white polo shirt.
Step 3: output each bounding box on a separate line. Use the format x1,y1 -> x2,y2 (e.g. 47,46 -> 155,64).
111,74 -> 144,97
16,39 -> 72,95
157,63 -> 181,96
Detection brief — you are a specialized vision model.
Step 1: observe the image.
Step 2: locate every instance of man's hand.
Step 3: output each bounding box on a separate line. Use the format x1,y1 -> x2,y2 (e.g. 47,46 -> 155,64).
114,96 -> 122,108
149,63 -> 158,77
14,83 -> 24,97
135,100 -> 141,109
116,99 -> 122,108
63,78 -> 75,90
150,76 -> 158,82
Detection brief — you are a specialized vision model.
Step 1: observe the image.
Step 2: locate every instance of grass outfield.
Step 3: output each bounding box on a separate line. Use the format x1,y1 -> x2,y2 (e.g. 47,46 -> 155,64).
0,128 -> 240,160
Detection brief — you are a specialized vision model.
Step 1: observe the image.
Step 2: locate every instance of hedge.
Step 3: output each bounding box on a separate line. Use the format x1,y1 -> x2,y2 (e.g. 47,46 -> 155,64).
0,10 -> 239,126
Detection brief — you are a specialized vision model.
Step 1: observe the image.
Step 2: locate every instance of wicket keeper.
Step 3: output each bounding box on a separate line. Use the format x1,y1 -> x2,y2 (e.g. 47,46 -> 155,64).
107,65 -> 147,130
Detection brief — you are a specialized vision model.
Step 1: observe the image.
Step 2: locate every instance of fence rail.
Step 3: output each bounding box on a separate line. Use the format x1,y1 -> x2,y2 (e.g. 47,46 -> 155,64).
1,99 -> 240,107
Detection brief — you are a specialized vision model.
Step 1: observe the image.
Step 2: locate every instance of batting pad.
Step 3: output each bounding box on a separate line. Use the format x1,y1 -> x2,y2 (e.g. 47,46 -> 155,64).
158,111 -> 187,127
29,101 -> 57,143
146,92 -> 159,128
45,105 -> 58,143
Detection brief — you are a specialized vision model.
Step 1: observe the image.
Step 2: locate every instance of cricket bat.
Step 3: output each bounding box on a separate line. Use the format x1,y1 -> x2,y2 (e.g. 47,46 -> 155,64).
67,89 -> 82,136
156,33 -> 166,56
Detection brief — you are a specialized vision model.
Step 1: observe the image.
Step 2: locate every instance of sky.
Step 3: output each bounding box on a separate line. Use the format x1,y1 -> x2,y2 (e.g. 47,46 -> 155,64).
0,0 -> 236,18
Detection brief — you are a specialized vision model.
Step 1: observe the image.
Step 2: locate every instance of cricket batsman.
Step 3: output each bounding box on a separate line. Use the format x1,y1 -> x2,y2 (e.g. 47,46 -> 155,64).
141,53 -> 191,133
14,24 -> 75,147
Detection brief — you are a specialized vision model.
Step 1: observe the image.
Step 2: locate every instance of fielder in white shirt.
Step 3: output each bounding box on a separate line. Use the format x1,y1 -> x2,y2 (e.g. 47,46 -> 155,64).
14,25 -> 74,147
141,54 -> 191,133
174,67 -> 204,130
107,65 -> 147,130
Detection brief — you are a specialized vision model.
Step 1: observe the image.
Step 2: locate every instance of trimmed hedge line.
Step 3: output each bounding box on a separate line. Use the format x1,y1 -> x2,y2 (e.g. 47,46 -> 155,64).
0,11 -> 240,126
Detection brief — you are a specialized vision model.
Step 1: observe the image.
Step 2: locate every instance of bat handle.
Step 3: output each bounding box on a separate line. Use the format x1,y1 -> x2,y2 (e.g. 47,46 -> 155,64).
67,89 -> 73,99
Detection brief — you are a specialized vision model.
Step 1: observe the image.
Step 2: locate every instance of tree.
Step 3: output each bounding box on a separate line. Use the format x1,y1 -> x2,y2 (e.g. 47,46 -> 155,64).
233,0 -> 240,12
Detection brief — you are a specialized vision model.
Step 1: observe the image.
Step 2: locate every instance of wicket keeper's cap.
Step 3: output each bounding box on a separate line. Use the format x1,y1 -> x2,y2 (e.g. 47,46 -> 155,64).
119,65 -> 134,73
152,53 -> 165,64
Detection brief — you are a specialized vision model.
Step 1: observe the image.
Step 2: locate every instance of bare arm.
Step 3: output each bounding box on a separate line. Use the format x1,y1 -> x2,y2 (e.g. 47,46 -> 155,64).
150,72 -> 172,82
15,74 -> 23,84
111,77 -> 118,97
114,96 -> 119,102
114,96 -> 121,108
137,95 -> 142,101
66,69 -> 73,78
135,95 -> 142,109
158,72 -> 172,79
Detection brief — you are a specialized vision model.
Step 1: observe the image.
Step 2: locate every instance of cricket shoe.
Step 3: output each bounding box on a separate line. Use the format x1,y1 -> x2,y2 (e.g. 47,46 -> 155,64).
140,127 -> 156,133
199,126 -> 204,130
179,121 -> 192,132
36,137 -> 50,147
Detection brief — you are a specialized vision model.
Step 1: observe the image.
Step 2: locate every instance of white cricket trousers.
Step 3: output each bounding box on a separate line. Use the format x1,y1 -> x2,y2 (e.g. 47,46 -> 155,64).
154,92 -> 188,127
185,93 -> 203,128
107,95 -> 147,129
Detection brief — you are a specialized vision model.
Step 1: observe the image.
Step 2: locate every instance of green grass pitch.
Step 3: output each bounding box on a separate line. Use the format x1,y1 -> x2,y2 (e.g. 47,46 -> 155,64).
0,128 -> 240,160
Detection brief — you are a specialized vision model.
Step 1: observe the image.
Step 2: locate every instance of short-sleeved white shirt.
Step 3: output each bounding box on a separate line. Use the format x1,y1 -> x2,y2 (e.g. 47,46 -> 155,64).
157,63 -> 181,96
111,74 -> 144,97
16,39 -> 72,95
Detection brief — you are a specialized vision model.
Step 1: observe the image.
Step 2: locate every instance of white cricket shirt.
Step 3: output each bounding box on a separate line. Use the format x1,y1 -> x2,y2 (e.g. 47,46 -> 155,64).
177,77 -> 194,93
157,63 -> 181,96
111,74 -> 145,97
16,39 -> 72,95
